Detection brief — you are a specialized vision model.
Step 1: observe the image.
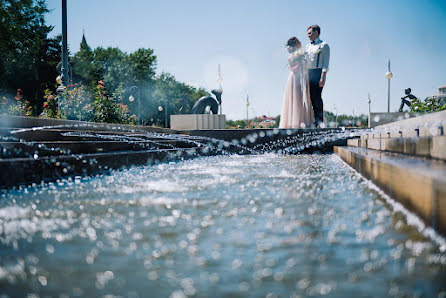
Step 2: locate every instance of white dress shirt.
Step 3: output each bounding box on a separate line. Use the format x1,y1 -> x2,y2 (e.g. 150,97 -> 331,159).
305,38 -> 330,72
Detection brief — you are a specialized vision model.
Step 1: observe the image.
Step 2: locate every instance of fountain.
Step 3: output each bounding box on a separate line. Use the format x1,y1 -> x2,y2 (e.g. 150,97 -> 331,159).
0,114 -> 445,297
0,114 -> 363,187
0,150 -> 445,297
1,1 -> 444,295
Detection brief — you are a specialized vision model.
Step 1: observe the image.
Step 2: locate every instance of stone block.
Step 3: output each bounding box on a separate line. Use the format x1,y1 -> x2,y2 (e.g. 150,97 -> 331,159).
389,131 -> 403,138
360,134 -> 369,140
431,136 -> 446,160
402,129 -> 419,138
434,180 -> 446,235
418,127 -> 443,137
381,138 -> 404,154
415,137 -> 432,156
359,139 -> 367,148
334,146 -> 446,236
370,112 -> 408,128
170,114 -> 226,130
367,138 -> 381,150
347,139 -> 359,147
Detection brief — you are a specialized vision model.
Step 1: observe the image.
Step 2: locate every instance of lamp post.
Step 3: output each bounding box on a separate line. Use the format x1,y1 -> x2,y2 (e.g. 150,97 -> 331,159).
57,0 -> 69,93
367,93 -> 372,128
333,104 -> 338,128
128,86 -> 140,124
158,100 -> 168,128
246,94 -> 250,128
385,59 -> 393,113
216,64 -> 223,114
250,107 -> 256,128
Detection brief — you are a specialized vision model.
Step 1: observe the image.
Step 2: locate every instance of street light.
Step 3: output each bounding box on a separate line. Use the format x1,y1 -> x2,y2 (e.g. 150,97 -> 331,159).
367,93 -> 372,128
128,86 -> 140,124
385,59 -> 393,113
333,104 -> 338,128
57,0 -> 69,93
216,64 -> 223,114
158,100 -> 168,128
246,93 -> 250,128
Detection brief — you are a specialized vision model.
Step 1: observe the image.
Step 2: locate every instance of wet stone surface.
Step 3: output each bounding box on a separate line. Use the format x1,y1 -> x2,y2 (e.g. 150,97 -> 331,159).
0,154 -> 445,297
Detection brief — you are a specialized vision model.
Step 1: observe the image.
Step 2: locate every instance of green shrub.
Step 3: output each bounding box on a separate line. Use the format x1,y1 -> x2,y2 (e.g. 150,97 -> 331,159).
0,95 -> 33,116
410,97 -> 446,114
40,89 -> 61,118
57,86 -> 94,121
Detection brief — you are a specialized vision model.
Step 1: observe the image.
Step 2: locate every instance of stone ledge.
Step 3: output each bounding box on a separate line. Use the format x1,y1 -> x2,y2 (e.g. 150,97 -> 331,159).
170,114 -> 226,130
334,146 -> 446,236
352,135 -> 445,161
375,110 -> 446,132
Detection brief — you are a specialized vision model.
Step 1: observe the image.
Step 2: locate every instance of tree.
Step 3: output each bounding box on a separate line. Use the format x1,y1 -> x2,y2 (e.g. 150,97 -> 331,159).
151,72 -> 209,127
0,0 -> 61,113
71,38 -> 159,123
128,48 -> 157,86
71,33 -> 93,85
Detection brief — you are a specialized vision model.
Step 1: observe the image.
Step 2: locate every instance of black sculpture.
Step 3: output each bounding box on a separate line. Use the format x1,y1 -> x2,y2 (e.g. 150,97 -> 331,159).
399,88 -> 417,112
191,89 -> 222,114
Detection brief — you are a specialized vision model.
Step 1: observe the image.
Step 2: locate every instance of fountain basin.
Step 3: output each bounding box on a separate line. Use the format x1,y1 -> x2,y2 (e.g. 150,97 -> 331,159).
0,154 -> 445,297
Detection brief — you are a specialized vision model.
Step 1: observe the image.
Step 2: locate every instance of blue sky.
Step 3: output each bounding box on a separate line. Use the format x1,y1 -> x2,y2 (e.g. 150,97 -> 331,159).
46,0 -> 446,120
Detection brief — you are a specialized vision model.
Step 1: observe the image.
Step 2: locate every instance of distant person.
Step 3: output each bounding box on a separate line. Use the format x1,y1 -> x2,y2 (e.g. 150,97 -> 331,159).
279,37 -> 314,129
306,25 -> 330,127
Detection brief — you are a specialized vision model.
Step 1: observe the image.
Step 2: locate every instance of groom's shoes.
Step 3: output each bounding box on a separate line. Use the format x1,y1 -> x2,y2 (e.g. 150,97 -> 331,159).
314,121 -> 326,129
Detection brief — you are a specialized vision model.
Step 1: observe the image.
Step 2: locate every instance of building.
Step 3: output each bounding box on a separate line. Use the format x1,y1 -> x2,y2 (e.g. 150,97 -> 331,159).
255,115 -> 277,128
433,85 -> 446,104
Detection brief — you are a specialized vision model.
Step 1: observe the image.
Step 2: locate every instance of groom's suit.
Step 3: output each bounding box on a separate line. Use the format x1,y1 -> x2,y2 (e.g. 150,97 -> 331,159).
306,38 -> 330,126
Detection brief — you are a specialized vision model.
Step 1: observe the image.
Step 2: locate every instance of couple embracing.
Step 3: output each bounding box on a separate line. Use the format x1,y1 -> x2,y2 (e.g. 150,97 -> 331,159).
279,25 -> 330,129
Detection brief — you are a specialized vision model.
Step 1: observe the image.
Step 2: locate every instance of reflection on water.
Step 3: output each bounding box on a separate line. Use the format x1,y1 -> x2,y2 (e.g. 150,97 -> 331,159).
0,154 -> 445,297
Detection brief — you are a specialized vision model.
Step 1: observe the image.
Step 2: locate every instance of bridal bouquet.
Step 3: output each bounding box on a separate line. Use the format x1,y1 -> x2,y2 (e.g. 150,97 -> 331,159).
288,48 -> 306,65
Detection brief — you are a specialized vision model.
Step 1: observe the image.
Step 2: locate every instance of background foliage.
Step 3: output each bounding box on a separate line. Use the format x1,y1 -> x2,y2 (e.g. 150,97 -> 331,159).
0,0 -> 61,113
0,0 -> 210,127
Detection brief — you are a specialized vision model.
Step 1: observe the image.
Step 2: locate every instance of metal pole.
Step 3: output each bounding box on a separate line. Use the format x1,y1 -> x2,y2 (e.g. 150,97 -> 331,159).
368,93 -> 371,128
246,94 -> 249,128
129,86 -> 140,124
57,0 -> 68,93
387,59 -> 392,113
387,79 -> 390,113
61,0 -> 68,86
334,106 -> 338,128
165,101 -> 168,128
138,89 -> 141,125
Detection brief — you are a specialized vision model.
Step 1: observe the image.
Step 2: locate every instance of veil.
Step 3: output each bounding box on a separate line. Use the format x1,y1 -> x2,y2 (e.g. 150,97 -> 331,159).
299,56 -> 312,113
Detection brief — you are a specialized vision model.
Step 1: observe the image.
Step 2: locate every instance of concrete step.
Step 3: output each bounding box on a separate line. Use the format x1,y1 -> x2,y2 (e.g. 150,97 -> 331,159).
0,147 -> 225,187
347,135 -> 446,160
2,129 -> 207,150
334,146 -> 446,236
0,141 -> 181,158
0,114 -> 173,133
360,125 -> 445,140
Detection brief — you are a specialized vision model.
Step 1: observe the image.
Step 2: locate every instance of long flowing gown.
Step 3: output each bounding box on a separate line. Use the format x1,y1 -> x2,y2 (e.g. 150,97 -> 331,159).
279,53 -> 314,129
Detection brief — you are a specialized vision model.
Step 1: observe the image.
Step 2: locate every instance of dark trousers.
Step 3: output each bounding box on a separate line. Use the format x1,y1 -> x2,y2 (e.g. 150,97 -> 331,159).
308,69 -> 324,125
399,99 -> 411,112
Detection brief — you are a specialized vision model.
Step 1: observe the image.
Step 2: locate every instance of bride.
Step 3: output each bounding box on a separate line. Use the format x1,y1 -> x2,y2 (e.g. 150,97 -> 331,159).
279,37 -> 314,129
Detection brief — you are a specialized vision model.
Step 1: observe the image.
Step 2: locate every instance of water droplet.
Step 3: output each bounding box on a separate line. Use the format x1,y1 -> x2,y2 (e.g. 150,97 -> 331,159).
45,244 -> 54,254
38,275 -> 47,286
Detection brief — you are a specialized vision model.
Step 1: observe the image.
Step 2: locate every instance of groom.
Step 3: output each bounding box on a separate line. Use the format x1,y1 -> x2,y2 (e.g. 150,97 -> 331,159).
306,25 -> 330,127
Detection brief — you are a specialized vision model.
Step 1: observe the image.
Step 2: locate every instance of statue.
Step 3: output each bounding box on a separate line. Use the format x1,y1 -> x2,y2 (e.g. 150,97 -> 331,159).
191,89 -> 222,114
399,88 -> 417,112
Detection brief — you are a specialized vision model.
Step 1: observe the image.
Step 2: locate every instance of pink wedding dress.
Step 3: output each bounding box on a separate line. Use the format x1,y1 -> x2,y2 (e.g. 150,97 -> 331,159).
279,55 -> 314,129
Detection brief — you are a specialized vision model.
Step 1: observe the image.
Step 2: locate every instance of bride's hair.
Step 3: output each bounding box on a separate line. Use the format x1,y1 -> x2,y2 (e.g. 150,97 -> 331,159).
286,37 -> 300,47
